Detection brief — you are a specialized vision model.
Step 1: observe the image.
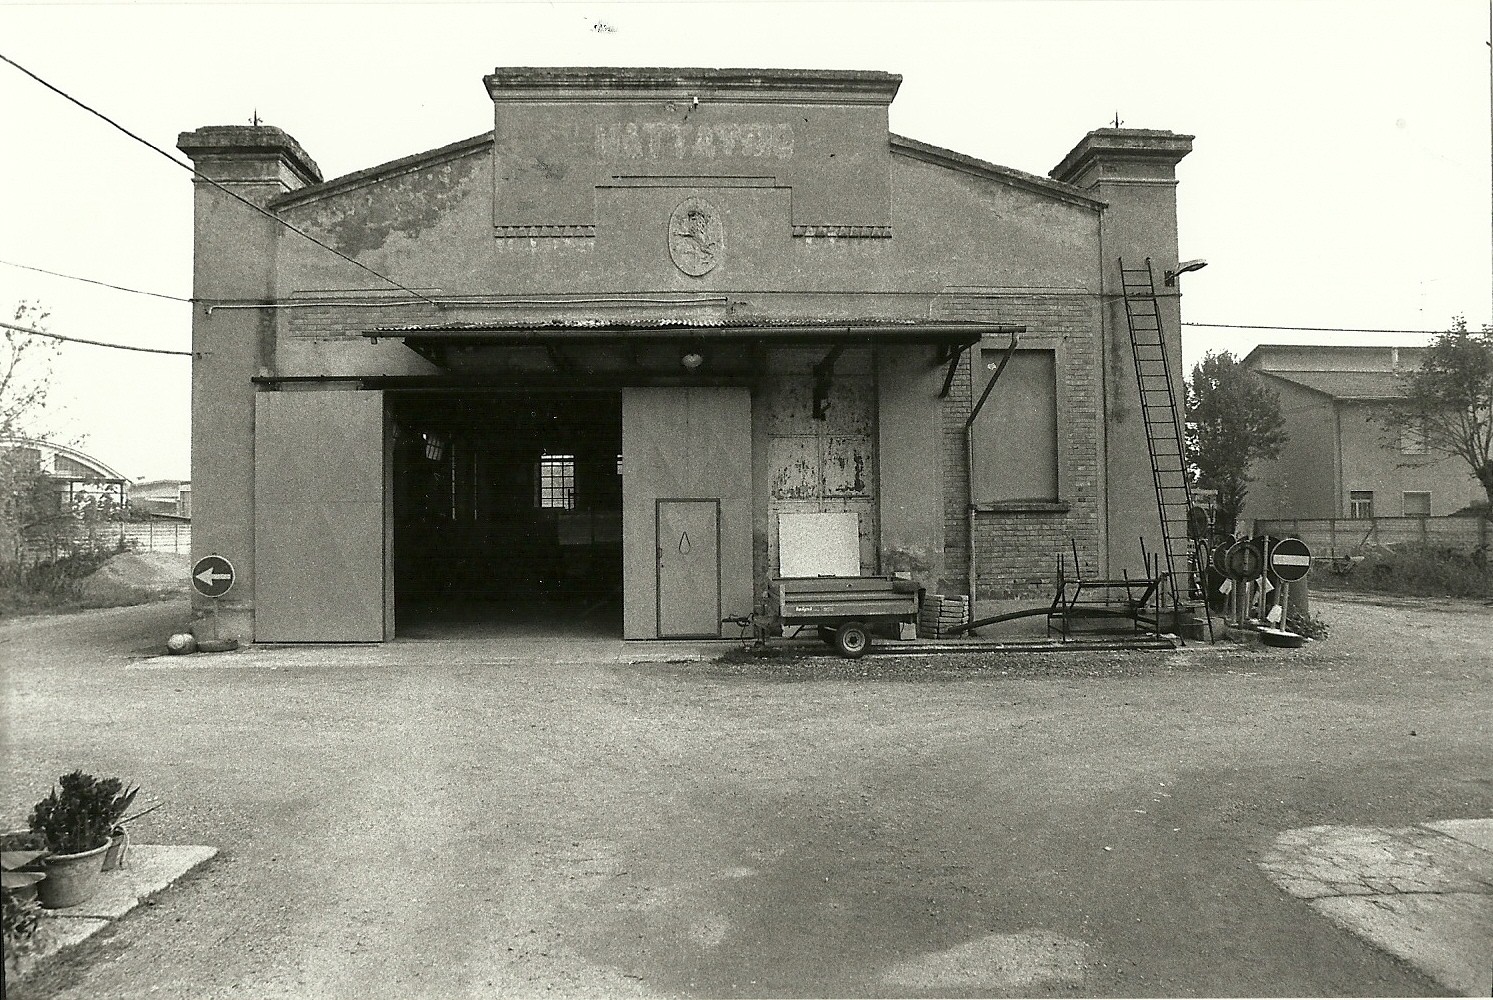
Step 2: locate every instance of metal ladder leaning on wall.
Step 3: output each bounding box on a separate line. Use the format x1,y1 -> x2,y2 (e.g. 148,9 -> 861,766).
1118,257 -> 1204,634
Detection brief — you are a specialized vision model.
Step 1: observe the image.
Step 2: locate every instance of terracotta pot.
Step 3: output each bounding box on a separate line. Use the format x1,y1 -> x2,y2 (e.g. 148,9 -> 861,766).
37,841 -> 109,909
102,826 -> 129,871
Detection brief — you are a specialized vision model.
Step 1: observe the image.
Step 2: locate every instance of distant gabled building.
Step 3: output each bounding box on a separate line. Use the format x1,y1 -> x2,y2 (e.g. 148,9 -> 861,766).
131,479 -> 192,519
1242,345 -> 1482,521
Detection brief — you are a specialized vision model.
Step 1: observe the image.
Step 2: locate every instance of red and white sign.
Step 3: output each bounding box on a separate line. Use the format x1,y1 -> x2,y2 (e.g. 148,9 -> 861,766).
1268,537 -> 1312,582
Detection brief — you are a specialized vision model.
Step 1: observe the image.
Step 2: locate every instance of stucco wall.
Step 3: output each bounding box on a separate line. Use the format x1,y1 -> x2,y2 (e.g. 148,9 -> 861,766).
1337,401 -> 1481,516
1243,377 -> 1338,522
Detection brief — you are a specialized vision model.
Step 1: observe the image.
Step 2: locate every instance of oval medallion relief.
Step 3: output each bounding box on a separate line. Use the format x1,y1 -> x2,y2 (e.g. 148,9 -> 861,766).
668,197 -> 724,277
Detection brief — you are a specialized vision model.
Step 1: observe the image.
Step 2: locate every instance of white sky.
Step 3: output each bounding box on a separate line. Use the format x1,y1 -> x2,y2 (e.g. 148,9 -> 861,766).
1,0 -> 1489,482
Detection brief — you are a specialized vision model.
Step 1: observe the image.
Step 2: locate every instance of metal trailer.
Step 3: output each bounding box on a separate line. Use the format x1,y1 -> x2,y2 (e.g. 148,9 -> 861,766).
772,576 -> 921,658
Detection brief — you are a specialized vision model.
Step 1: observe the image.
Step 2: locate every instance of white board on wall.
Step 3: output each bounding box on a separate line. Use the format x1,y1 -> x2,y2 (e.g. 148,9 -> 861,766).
778,512 -> 860,578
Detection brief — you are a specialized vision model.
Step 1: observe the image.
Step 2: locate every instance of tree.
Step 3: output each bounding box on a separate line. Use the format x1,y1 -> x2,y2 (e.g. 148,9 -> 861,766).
0,301 -> 59,440
0,302 -> 71,564
1385,317 -> 1493,511
1185,350 -> 1289,533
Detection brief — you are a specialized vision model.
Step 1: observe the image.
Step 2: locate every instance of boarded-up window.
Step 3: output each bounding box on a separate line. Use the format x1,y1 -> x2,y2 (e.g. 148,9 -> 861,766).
972,349 -> 1058,503
1402,491 -> 1431,516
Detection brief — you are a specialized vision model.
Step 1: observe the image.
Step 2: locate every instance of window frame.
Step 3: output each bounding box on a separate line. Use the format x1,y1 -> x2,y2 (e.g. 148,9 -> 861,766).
535,453 -> 577,511
1401,491 -> 1431,517
1398,418 -> 1429,456
971,338 -> 1066,511
1348,490 -> 1374,519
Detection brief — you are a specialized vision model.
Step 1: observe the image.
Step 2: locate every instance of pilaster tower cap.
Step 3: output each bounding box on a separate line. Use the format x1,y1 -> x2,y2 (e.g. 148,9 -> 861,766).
176,125 -> 323,186
1049,128 -> 1193,186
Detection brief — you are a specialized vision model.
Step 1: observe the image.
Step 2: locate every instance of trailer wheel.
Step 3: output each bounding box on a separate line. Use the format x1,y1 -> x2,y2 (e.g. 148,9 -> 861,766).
817,626 -> 837,646
835,621 -> 870,659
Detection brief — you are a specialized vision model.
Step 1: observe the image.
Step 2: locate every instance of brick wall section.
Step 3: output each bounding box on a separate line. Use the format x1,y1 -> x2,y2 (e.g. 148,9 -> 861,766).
936,293 -> 1103,599
288,302 -> 444,339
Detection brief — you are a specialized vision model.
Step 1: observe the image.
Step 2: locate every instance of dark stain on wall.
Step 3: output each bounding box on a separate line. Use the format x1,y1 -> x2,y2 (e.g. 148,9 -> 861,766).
307,154 -> 483,258
256,308 -> 277,372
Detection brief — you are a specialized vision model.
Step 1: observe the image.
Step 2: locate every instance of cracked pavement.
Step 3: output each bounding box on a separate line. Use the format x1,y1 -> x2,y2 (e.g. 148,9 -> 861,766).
1260,820 -> 1493,995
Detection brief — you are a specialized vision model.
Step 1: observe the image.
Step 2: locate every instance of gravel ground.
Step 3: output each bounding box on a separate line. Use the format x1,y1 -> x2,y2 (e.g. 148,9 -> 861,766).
1,592 -> 1489,998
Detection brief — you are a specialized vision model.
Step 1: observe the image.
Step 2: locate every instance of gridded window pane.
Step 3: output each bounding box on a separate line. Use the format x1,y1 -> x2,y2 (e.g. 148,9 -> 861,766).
537,454 -> 576,510
1348,490 -> 1374,519
1402,491 -> 1431,517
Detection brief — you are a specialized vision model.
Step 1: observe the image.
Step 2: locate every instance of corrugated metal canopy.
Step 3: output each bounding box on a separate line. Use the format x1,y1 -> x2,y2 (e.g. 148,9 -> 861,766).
365,319 -> 1017,349
343,320 -> 1025,391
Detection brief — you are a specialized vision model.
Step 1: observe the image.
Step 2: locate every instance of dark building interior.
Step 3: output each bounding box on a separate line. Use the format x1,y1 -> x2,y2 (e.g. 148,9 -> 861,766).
389,391 -> 623,636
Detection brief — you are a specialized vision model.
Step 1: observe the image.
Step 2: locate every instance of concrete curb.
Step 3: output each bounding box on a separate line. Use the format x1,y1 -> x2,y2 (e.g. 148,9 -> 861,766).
7,845 -> 216,984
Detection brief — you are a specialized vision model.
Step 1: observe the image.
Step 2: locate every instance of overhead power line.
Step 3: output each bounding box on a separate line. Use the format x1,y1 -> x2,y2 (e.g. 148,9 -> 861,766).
0,51 -> 439,309
1184,322 -> 1449,335
0,258 -> 192,303
0,319 -> 192,357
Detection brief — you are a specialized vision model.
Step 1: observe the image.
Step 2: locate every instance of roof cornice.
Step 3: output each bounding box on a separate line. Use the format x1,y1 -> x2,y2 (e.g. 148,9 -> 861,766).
176,125 -> 323,186
484,67 -> 902,105
1050,128 -> 1194,186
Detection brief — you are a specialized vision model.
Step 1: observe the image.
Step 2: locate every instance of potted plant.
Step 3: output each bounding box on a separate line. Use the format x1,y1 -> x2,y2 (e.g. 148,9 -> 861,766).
27,771 -> 127,908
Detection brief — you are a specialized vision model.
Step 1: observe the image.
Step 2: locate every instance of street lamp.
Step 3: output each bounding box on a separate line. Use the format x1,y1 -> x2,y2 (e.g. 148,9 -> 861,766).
1164,259 -> 1209,286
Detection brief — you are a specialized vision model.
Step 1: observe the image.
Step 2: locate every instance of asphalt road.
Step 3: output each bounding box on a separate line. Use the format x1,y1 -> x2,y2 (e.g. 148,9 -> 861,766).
2,594 -> 1489,998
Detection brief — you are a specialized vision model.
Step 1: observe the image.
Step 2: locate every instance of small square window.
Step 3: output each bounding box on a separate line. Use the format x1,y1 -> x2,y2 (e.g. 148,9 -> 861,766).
1348,491 -> 1374,519
1399,420 -> 1428,455
536,454 -> 576,510
1402,491 -> 1431,517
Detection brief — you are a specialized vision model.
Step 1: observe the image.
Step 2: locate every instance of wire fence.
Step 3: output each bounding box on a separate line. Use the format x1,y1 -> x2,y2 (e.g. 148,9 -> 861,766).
19,520 -> 192,563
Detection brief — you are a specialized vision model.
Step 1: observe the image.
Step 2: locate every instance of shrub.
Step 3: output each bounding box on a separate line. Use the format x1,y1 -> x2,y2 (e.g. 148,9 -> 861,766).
22,547 -> 120,597
0,542 -> 145,615
3,890 -> 49,974
1286,610 -> 1330,641
1337,543 -> 1493,599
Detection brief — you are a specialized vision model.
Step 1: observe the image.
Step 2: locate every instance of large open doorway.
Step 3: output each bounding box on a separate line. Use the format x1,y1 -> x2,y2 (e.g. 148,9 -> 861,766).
389,391 -> 623,639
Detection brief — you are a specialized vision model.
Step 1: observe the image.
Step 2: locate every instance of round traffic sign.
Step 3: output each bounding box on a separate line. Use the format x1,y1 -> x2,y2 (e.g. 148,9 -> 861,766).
1224,538 -> 1263,580
191,555 -> 236,598
1211,536 -> 1236,577
1268,537 -> 1313,582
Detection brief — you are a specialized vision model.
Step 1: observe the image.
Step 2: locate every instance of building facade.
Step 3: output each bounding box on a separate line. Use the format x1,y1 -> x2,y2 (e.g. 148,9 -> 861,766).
131,479 -> 192,519
1243,345 -> 1483,521
179,67 -> 1194,643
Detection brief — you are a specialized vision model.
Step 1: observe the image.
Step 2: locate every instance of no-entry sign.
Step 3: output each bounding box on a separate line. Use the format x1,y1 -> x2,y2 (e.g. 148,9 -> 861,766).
1268,537 -> 1313,582
191,555 -> 236,599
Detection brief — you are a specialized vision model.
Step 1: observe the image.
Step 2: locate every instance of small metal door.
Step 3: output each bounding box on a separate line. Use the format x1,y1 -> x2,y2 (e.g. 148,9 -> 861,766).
656,499 -> 720,638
